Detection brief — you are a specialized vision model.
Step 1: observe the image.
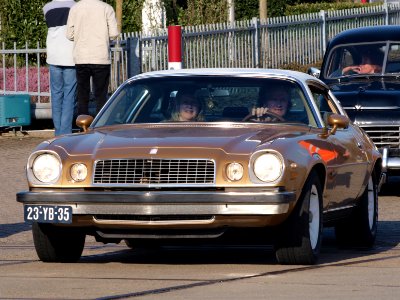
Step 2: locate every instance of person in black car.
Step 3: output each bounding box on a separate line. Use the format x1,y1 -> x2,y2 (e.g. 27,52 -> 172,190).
341,51 -> 383,75
330,48 -> 384,77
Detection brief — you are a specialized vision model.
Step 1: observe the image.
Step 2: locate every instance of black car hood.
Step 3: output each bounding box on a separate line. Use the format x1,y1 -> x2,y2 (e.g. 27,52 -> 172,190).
328,77 -> 400,125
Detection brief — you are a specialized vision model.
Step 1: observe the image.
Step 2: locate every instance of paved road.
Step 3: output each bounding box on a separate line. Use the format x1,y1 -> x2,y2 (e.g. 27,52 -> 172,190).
1,135 -> 400,299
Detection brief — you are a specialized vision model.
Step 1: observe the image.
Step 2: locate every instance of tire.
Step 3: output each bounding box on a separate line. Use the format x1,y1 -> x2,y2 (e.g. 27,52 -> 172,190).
32,222 -> 86,262
335,173 -> 378,248
275,171 -> 323,265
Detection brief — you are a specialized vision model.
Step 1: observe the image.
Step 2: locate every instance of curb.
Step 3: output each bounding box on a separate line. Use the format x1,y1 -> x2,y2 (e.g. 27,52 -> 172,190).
0,129 -> 55,139
26,129 -> 55,138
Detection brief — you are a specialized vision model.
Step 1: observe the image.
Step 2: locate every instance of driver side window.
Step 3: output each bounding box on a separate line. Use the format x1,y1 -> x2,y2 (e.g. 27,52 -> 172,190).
327,48 -> 355,78
309,85 -> 338,127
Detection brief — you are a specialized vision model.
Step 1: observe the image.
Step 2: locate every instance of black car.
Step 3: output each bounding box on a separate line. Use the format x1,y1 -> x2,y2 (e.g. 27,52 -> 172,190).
310,25 -> 400,184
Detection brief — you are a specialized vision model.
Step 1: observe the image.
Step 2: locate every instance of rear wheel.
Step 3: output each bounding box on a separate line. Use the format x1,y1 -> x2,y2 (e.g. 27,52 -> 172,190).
275,171 -> 323,265
32,222 -> 85,262
335,173 -> 378,248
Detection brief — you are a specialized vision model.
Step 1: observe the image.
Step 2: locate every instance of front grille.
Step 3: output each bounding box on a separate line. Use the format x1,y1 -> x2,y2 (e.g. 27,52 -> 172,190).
361,125 -> 400,149
93,158 -> 215,185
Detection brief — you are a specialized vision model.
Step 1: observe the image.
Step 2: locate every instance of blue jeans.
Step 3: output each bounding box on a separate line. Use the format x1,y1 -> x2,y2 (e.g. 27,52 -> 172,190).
49,65 -> 77,136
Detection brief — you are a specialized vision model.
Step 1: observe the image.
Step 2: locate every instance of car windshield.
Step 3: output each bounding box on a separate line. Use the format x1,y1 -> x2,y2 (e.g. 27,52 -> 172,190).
325,42 -> 400,78
93,76 -> 316,128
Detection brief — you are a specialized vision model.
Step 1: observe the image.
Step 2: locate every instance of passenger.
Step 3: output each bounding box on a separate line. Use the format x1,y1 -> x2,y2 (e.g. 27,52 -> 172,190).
251,85 -> 291,120
170,91 -> 204,122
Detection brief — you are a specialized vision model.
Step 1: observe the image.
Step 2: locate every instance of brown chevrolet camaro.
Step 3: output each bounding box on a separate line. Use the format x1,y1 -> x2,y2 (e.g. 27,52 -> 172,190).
17,68 -> 382,265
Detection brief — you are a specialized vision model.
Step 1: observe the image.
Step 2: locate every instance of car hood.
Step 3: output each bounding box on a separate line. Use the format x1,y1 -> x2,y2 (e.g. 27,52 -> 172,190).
48,123 -> 309,159
328,78 -> 400,125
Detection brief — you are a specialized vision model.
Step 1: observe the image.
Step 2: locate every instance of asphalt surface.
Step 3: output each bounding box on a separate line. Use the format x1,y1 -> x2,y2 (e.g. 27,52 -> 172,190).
1,133 -> 400,299
0,134 -> 47,245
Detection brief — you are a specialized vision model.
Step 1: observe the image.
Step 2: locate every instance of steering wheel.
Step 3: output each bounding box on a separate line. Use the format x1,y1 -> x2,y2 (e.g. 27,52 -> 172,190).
242,111 -> 285,122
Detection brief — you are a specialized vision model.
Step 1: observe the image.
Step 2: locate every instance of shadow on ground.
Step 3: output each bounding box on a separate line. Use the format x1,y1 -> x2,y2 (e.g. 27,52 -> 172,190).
379,176 -> 400,196
0,222 -> 31,238
77,221 -> 400,265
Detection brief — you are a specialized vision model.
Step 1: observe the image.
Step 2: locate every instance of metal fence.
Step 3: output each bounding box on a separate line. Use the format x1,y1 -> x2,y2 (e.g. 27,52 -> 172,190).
1,3 -> 400,119
131,3 -> 400,72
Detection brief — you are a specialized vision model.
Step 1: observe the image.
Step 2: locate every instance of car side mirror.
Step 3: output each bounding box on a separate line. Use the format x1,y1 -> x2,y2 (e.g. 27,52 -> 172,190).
326,113 -> 349,135
307,67 -> 321,78
76,115 -> 94,132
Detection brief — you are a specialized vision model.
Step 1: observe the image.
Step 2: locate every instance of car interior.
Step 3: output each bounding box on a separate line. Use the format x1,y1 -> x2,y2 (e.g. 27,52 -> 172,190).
95,77 -> 316,127
325,43 -> 400,77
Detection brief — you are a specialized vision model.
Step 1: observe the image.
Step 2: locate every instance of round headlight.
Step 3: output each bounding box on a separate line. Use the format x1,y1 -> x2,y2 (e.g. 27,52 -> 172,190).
253,153 -> 283,182
226,162 -> 244,181
32,153 -> 61,183
70,163 -> 88,182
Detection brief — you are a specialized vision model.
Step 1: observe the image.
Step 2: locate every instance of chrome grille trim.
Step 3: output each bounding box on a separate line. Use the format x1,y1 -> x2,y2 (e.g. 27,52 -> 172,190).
361,125 -> 400,148
93,158 -> 216,186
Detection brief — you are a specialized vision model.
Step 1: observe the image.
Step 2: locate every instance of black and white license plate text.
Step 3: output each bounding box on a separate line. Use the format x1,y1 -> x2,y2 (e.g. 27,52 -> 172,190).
24,205 -> 72,224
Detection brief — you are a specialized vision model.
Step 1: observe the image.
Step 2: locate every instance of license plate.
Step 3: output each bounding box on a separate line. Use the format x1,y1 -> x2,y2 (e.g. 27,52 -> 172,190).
24,205 -> 72,224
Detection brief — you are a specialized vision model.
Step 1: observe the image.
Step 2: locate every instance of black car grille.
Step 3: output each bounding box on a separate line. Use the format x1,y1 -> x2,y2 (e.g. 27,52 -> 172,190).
93,159 -> 215,185
361,126 -> 400,149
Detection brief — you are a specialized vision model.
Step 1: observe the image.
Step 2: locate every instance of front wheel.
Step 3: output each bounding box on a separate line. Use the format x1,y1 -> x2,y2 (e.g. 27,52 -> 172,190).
275,171 -> 323,265
32,222 -> 86,262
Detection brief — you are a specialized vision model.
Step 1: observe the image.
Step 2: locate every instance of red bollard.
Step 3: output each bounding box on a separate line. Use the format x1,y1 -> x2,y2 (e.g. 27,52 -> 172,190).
168,25 -> 182,70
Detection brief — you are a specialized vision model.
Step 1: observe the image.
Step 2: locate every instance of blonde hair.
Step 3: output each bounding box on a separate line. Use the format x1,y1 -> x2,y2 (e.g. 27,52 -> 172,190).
170,91 -> 204,121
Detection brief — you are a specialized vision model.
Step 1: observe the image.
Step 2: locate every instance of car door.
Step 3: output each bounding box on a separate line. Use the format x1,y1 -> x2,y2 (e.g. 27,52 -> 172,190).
308,84 -> 368,209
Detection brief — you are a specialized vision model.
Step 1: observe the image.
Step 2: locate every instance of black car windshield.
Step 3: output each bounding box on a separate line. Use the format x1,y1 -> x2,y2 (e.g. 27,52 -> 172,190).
93,76 -> 316,127
325,42 -> 400,78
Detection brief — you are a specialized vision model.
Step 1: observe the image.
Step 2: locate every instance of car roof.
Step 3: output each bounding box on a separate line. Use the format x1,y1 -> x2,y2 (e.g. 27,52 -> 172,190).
130,68 -> 323,85
328,25 -> 400,46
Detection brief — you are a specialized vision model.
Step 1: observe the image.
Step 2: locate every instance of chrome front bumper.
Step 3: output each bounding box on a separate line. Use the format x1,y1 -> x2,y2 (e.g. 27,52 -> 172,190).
382,147 -> 400,173
17,189 -> 296,216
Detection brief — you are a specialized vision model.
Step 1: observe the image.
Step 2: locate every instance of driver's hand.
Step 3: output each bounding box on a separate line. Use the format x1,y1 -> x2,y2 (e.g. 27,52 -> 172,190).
250,106 -> 274,122
252,106 -> 269,117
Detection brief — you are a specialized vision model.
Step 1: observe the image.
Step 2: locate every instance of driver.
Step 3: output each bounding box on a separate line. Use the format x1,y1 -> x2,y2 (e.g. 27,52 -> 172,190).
341,51 -> 382,75
252,86 -> 291,120
329,48 -> 384,77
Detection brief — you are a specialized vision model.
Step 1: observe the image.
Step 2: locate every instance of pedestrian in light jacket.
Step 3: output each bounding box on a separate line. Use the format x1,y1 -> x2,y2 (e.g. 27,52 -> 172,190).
66,0 -> 119,116
43,0 -> 77,136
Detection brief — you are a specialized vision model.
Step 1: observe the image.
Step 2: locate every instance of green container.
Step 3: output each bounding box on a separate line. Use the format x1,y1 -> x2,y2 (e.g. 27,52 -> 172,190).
0,94 -> 31,127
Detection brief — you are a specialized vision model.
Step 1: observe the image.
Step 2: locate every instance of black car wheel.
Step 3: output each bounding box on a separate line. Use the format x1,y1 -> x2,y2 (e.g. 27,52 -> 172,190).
32,222 -> 85,262
335,173 -> 378,248
275,170 -> 323,265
